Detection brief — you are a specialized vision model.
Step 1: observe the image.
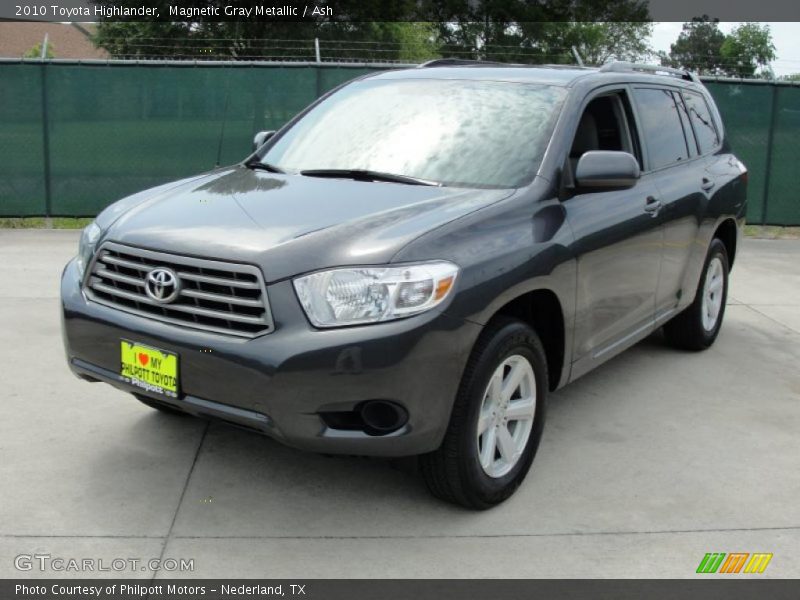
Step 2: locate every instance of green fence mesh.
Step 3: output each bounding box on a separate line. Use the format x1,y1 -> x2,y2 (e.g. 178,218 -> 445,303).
0,62 -> 381,218
766,86 -> 800,225
0,64 -> 47,216
704,82 -> 774,224
0,62 -> 798,224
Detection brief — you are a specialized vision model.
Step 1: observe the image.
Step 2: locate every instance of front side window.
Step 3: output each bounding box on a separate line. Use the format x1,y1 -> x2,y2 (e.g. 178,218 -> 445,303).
683,90 -> 720,154
633,88 -> 690,170
259,78 -> 567,188
569,92 -> 639,173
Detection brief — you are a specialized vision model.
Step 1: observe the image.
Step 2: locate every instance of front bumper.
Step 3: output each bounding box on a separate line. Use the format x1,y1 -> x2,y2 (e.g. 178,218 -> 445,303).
61,258 -> 482,456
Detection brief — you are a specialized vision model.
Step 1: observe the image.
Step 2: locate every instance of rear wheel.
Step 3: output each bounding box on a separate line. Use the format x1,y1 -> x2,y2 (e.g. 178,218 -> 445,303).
135,394 -> 187,416
664,238 -> 729,351
420,318 -> 547,509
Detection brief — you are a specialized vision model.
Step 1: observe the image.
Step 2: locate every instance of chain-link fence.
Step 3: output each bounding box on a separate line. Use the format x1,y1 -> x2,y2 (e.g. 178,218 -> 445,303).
1,59 -> 799,224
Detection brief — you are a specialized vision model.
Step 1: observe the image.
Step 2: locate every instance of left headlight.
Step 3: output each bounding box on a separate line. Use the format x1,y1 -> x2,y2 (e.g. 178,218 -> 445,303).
76,221 -> 102,277
294,261 -> 459,328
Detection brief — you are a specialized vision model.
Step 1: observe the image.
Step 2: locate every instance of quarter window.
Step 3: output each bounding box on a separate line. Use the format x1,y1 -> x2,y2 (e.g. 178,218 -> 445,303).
633,88 -> 690,170
683,90 -> 720,154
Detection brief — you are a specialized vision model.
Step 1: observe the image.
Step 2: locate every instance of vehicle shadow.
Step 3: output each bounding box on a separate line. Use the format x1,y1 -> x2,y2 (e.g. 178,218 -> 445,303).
85,329 -> 681,535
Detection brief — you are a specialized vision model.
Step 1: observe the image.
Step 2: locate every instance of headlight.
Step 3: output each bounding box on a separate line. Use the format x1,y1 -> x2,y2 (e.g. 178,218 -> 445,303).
76,221 -> 102,277
294,262 -> 459,327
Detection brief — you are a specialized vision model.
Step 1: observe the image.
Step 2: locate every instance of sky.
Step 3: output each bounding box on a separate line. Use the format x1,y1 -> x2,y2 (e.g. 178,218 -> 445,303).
650,22 -> 800,77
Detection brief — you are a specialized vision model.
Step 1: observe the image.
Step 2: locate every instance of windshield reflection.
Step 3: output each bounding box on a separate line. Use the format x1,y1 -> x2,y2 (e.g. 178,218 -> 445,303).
261,78 -> 566,188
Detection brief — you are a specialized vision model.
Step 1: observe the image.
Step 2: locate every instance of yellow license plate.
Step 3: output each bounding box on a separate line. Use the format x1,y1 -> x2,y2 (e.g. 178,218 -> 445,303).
120,340 -> 179,398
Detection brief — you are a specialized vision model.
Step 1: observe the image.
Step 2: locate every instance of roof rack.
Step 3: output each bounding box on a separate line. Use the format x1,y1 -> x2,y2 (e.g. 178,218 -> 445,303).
599,61 -> 701,83
418,58 -> 524,68
540,64 -> 594,70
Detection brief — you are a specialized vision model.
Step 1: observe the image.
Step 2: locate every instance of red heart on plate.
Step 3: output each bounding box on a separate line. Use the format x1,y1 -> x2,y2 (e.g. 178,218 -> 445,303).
138,353 -> 149,367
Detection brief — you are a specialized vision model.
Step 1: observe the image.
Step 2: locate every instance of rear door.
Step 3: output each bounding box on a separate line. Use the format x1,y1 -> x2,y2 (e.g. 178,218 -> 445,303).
631,86 -> 708,324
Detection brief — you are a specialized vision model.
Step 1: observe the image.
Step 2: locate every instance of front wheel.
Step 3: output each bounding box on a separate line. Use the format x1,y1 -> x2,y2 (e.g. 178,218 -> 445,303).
420,318 -> 547,509
664,238 -> 730,351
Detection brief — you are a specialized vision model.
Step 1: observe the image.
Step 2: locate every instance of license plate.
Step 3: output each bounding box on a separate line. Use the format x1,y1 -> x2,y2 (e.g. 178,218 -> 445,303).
120,340 -> 179,398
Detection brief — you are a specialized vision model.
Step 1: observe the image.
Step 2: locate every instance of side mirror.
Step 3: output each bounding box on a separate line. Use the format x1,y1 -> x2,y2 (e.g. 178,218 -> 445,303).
253,130 -> 276,151
575,150 -> 640,190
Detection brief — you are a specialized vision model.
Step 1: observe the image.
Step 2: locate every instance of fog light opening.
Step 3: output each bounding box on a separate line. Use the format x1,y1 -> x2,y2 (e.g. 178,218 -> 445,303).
359,400 -> 408,436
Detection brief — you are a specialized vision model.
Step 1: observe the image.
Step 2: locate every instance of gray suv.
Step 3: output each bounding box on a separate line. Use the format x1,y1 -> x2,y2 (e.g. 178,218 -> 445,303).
61,61 -> 747,508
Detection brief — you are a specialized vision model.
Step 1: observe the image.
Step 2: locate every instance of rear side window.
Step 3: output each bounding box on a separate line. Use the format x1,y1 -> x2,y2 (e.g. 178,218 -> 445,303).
683,90 -> 720,154
632,88 -> 689,170
673,92 -> 698,158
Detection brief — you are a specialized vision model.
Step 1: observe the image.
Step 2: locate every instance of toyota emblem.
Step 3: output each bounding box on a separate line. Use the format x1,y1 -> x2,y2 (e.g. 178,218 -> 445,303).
145,267 -> 181,303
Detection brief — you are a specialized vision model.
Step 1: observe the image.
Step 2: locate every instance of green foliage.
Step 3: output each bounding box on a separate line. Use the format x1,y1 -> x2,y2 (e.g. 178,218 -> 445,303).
384,23 -> 439,62
662,18 -> 776,78
720,23 -> 777,78
23,42 -> 55,59
92,0 -> 651,66
0,218 -> 93,229
549,22 -> 652,65
661,16 -> 726,74
780,73 -> 800,82
432,0 -> 651,65
92,5 -> 437,62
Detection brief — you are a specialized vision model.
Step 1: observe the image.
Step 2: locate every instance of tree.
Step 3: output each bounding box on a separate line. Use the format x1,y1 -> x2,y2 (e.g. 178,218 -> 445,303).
661,16 -> 726,75
92,0 -> 652,65
385,22 -> 439,62
432,0 -> 651,65
780,73 -> 800,82
24,42 -> 55,59
758,66 -> 776,80
92,1 -> 438,61
546,22 -> 652,65
662,18 -> 777,78
720,22 -> 776,78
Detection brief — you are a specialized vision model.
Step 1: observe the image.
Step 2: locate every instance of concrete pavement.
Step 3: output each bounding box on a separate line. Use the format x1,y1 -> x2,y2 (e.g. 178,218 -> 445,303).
0,231 -> 798,578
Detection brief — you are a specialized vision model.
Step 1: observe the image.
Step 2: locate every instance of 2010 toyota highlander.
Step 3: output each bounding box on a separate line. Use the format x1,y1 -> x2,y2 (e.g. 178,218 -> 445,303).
61,60 -> 747,508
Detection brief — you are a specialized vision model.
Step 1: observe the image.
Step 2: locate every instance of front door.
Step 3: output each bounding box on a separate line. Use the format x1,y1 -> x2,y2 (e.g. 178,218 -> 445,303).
565,89 -> 664,380
567,176 -> 663,378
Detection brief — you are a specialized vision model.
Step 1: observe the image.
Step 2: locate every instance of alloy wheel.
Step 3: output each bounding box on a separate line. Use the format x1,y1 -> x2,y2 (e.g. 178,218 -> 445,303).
701,256 -> 725,332
476,354 -> 537,478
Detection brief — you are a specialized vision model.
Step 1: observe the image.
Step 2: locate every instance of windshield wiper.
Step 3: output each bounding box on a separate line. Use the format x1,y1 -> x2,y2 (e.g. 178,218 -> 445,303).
244,159 -> 285,174
300,169 -> 440,187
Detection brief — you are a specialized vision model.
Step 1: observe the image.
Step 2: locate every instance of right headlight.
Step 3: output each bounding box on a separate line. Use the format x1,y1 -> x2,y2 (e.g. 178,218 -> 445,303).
293,261 -> 459,328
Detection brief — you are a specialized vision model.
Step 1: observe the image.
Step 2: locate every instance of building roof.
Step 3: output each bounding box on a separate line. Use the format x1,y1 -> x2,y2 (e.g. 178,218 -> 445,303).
0,22 -> 109,59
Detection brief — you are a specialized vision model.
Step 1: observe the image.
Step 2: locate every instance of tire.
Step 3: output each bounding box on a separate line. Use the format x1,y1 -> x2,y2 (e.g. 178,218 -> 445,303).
664,238 -> 729,351
135,394 -> 187,416
420,317 -> 548,509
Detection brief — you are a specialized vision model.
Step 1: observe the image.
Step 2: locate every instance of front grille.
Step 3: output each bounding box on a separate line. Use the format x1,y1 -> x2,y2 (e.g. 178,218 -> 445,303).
84,242 -> 273,337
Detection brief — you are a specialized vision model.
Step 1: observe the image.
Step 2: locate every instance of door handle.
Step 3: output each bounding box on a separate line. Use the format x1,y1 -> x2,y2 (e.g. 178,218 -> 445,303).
701,177 -> 715,192
644,196 -> 662,215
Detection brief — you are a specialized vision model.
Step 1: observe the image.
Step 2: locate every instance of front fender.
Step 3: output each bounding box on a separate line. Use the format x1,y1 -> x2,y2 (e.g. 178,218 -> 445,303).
394,189 -> 577,389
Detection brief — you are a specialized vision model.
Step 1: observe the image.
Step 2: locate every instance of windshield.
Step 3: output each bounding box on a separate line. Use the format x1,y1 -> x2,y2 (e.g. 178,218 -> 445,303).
258,78 -> 567,188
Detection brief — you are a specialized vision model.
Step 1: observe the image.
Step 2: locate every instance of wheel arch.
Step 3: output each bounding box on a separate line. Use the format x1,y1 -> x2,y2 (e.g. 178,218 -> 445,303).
714,218 -> 738,269
488,289 -> 566,392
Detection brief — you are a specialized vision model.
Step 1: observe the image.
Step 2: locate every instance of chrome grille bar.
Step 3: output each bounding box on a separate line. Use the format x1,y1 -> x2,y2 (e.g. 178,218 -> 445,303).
175,271 -> 261,289
93,266 -> 145,287
180,288 -> 263,307
84,242 -> 274,338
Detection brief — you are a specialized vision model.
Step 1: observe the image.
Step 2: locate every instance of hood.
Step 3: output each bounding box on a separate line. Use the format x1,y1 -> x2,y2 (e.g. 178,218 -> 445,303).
103,167 -> 513,281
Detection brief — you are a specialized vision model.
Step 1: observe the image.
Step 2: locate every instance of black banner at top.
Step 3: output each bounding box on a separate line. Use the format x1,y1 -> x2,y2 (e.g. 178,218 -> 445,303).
3,0 -> 800,23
